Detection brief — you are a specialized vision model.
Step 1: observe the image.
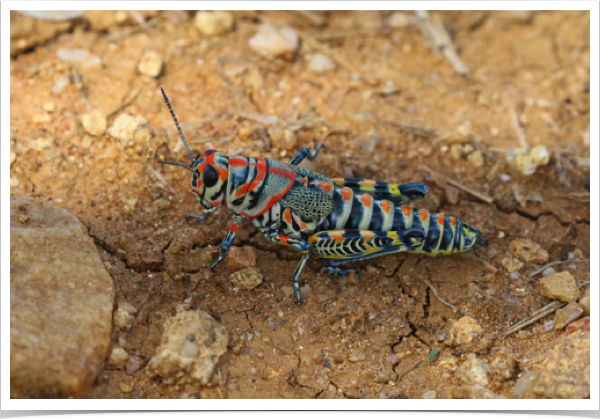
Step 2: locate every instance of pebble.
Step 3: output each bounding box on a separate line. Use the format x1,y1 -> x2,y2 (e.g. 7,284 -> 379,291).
81,109 -> 107,137
194,11 -> 234,36
553,302 -> 584,329
43,102 -> 56,113
119,382 -> 134,393
513,327 -> 589,398
422,390 -> 437,399
467,150 -> 484,167
249,24 -> 299,59
489,347 -> 516,381
106,347 -> 130,370
308,53 -> 336,73
578,295 -> 590,316
147,305 -> 228,385
530,145 -> 550,165
501,257 -> 523,273
221,246 -> 256,271
539,271 -> 580,302
438,355 -> 459,378
386,354 -> 400,365
565,316 -> 589,335
509,238 -> 549,264
10,196 -> 113,398
542,267 -> 556,277
349,348 -> 366,362
108,113 -> 150,147
281,286 -> 294,298
388,12 -> 415,28
229,267 -> 263,290
138,51 -> 163,78
457,353 -> 489,386
52,75 -> 70,93
443,316 -> 491,354
113,302 -> 136,329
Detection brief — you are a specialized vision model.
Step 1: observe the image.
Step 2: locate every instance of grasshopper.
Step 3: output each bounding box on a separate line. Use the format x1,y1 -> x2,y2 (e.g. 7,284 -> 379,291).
158,88 -> 488,304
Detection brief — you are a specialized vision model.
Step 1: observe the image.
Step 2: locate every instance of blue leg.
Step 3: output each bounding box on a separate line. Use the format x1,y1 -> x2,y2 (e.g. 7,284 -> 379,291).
293,249 -> 312,305
210,215 -> 242,271
321,259 -> 357,276
186,206 -> 220,223
288,143 -> 326,165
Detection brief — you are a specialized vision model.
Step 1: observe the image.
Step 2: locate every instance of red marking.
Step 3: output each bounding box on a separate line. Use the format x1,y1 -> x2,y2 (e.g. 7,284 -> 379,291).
332,178 -> 344,183
298,178 -> 309,186
360,179 -> 376,186
308,236 -> 318,244
361,195 -> 372,206
284,209 -> 293,224
229,157 -> 249,168
300,222 -> 308,230
437,214 -> 445,225
319,181 -> 332,194
192,187 -> 201,195
419,209 -> 429,222
361,231 -> 374,239
402,206 -> 411,217
380,200 -> 391,213
244,158 -> 268,194
238,162 -> 295,218
231,223 -> 239,232
329,232 -> 344,240
278,236 -> 290,246
211,201 -> 221,207
450,217 -> 456,227
341,188 -> 352,201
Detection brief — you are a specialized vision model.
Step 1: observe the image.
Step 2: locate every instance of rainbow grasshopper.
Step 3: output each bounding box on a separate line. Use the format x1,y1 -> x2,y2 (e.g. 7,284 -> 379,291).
158,88 -> 488,304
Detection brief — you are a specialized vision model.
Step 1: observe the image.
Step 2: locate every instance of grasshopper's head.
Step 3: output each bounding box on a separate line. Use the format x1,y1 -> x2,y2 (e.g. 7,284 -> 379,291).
157,87 -> 229,212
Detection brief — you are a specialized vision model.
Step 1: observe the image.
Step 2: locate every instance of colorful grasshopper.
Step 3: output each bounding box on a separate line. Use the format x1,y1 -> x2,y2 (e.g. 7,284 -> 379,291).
158,88 -> 488,304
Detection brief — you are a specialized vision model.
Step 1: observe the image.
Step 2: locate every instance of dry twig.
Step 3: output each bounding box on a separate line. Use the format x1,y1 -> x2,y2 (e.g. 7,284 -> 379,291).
503,301 -> 565,337
415,11 -> 469,76
422,165 -> 494,204
457,252 -> 498,274
397,359 -> 424,381
509,107 -> 529,149
424,278 -> 458,312
526,259 -> 590,279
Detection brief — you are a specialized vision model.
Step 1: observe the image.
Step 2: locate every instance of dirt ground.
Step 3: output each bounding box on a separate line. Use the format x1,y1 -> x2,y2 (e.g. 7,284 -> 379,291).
9,10 -> 590,399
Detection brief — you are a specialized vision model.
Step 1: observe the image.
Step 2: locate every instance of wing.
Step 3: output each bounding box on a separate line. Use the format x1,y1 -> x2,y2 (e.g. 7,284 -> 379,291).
332,178 -> 429,203
280,185 -> 335,222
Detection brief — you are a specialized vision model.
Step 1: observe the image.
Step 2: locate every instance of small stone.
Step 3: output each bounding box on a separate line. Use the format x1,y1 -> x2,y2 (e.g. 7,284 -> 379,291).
530,145 -> 550,166
238,126 -> 253,141
422,390 -> 437,399
52,75 -> 70,94
153,198 -> 171,210
578,295 -> 590,316
299,284 -> 313,301
443,317 -> 491,354
515,154 -> 537,176
344,111 -> 373,124
489,347 -> 516,381
33,112 -> 52,123
106,347 -> 129,370
221,246 -> 256,271
119,382 -> 134,393
438,355 -> 459,378
308,53 -> 336,73
317,294 -> 329,303
81,109 -> 107,137
43,102 -> 56,113
539,271 -> 580,302
10,196 -> 113,398
542,267 -> 556,277
229,267 -> 263,290
113,306 -> 135,329
509,239 -> 549,264
457,353 -> 489,386
147,306 -> 228,385
194,11 -> 234,36
349,349 -> 366,362
126,355 -> 147,375
388,12 -> 414,28
108,113 -> 149,147
553,302 -> 584,329
10,152 -> 17,166
281,286 -> 294,298
294,314 -> 318,335
386,354 -> 400,365
138,51 -> 163,78
467,150 -> 484,167
450,144 -> 464,160
501,257 -> 523,273
249,24 -> 299,59
516,330 -> 532,339
180,341 -> 199,358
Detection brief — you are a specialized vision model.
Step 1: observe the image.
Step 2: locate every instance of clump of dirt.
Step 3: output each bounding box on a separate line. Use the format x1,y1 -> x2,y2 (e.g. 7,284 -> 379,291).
9,10 -> 590,399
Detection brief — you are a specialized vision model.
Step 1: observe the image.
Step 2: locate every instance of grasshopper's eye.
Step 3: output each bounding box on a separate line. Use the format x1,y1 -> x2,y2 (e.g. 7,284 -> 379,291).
203,164 -> 219,187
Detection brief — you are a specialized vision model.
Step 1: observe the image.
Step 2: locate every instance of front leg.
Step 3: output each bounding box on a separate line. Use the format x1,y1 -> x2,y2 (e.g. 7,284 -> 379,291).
210,215 -> 242,271
187,206 -> 221,223
288,143 -> 325,165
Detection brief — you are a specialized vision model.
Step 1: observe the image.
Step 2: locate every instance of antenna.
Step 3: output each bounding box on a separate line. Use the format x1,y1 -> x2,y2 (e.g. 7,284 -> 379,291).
160,87 -> 196,165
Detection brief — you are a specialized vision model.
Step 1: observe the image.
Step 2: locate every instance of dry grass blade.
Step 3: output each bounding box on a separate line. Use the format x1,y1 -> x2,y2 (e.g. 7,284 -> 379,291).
397,359 -> 424,381
422,165 -> 494,204
526,259 -> 590,279
503,301 -> 565,337
424,278 -> 458,312
456,252 -> 498,273
379,120 -> 436,139
146,164 -> 175,194
108,87 -> 141,117
509,107 -> 529,149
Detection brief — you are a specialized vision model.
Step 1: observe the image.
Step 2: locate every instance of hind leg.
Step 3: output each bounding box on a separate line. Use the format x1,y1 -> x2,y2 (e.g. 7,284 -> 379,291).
321,259 -> 357,276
